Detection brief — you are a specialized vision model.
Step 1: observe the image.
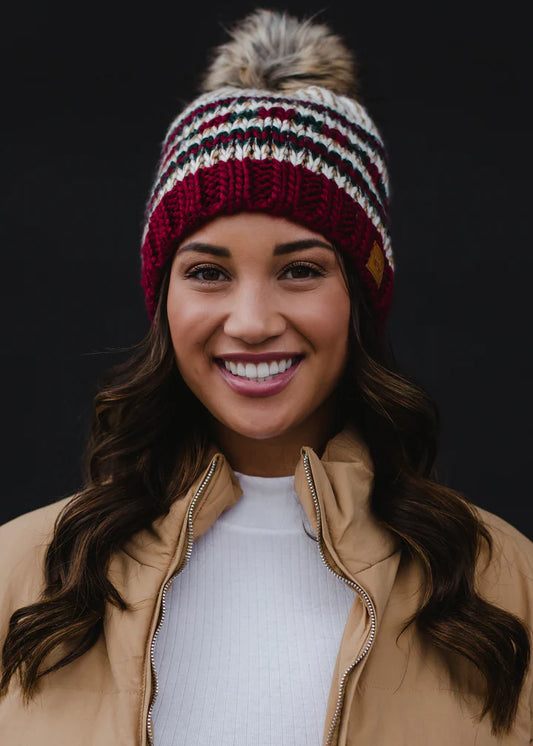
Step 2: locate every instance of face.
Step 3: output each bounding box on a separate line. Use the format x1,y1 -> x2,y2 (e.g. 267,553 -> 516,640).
166,213 -> 351,444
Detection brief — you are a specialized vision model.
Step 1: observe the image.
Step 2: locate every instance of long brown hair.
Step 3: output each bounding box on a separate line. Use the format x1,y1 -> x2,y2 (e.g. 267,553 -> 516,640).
1,253 -> 530,735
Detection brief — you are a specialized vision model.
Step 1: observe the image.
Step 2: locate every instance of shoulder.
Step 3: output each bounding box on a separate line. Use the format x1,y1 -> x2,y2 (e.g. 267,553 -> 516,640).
0,497 -> 75,631
473,505 -> 533,620
0,497 -> 73,564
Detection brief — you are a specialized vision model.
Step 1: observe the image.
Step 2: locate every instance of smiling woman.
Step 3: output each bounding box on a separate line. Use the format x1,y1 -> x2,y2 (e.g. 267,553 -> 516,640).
0,8 -> 532,746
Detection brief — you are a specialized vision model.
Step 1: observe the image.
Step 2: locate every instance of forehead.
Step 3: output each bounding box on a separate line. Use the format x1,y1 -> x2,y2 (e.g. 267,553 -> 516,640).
176,212 -> 331,252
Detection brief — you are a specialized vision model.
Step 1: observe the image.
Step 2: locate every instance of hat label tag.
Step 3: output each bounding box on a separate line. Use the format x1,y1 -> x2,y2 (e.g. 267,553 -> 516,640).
366,241 -> 384,288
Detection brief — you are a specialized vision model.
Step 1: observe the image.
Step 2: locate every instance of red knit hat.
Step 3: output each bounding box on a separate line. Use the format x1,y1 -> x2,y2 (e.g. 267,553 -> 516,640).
141,10 -> 394,330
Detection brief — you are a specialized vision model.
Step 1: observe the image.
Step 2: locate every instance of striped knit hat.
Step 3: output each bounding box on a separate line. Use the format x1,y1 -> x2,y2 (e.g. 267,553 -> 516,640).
141,10 -> 394,329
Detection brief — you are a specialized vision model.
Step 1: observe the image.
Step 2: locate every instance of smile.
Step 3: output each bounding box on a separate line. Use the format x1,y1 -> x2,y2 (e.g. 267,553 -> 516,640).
214,356 -> 304,397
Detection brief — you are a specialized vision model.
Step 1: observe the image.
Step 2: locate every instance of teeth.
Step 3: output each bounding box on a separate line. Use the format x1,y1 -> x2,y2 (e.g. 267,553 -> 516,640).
222,357 -> 296,381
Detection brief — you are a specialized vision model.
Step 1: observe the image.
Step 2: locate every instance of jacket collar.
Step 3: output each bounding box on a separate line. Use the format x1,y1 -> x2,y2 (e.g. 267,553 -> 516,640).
294,424 -> 398,576
293,425 -> 401,627
122,424 -> 400,620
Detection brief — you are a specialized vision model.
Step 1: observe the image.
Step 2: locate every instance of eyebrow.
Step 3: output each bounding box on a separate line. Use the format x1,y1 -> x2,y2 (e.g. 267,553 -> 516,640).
177,239 -> 335,257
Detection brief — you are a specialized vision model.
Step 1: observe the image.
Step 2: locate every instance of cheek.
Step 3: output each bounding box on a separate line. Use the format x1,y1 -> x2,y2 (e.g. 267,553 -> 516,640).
166,291 -> 217,362
167,313 -> 209,392
294,287 -> 351,355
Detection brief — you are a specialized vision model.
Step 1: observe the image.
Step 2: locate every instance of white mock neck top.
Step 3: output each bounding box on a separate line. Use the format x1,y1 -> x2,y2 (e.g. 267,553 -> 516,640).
151,471 -> 355,745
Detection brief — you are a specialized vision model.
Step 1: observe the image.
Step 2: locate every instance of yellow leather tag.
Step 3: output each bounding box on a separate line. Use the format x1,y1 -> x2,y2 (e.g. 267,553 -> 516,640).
366,241 -> 384,288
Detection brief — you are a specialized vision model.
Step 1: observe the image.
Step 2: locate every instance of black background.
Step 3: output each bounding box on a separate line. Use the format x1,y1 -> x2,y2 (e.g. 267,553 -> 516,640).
1,1 -> 531,537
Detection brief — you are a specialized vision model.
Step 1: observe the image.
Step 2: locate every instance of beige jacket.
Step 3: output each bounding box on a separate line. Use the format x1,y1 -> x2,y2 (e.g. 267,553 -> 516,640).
0,426 -> 532,745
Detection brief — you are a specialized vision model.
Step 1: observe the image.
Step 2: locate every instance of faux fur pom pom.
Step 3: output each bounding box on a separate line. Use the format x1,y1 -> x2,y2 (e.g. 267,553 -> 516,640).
200,9 -> 359,98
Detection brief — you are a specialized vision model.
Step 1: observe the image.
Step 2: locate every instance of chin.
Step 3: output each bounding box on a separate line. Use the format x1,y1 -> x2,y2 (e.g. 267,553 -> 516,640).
228,424 -> 292,442
218,413 -> 300,442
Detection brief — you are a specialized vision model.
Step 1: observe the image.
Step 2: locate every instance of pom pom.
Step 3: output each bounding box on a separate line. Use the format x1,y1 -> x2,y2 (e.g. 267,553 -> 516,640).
200,9 -> 359,98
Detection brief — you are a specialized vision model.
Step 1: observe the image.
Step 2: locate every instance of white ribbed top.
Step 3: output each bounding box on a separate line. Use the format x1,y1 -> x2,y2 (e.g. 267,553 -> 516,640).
151,472 -> 355,745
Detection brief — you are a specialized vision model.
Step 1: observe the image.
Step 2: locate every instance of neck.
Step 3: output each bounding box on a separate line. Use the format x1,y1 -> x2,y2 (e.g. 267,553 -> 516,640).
209,400 -> 344,477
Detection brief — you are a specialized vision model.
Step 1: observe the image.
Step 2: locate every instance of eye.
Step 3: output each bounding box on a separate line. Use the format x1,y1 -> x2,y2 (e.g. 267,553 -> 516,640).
183,260 -> 325,284
280,261 -> 325,280
184,264 -> 228,283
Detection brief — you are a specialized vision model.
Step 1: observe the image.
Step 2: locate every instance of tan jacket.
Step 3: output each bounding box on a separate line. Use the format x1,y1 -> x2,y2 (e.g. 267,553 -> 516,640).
0,426 -> 532,745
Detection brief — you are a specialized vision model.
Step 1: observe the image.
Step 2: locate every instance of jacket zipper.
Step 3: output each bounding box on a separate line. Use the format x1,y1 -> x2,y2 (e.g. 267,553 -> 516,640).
145,455 -> 220,746
302,450 -> 377,746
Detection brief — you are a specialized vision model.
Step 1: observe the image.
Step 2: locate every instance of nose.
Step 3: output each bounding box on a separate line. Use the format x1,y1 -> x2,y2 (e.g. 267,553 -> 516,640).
222,283 -> 286,344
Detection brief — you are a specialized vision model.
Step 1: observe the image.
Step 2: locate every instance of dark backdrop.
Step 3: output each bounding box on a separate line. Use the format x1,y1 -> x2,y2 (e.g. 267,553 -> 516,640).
1,1 -> 531,537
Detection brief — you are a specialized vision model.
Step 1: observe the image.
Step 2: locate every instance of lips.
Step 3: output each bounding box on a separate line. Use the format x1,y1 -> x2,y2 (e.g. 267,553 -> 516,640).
214,355 -> 304,398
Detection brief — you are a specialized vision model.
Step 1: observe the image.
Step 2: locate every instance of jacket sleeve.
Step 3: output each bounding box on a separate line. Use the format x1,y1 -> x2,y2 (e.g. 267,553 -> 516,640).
473,507 -> 533,743
530,670 -> 532,743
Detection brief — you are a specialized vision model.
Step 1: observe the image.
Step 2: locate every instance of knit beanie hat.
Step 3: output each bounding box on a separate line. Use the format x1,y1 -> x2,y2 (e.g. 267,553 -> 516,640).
141,10 -> 393,330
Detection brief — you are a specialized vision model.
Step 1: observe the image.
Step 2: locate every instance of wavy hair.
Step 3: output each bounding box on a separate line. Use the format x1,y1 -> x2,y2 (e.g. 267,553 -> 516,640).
1,253 -> 530,735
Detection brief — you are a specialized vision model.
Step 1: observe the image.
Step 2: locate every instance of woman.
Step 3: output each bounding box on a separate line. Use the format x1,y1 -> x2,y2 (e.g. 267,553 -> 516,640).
0,9 -> 531,745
